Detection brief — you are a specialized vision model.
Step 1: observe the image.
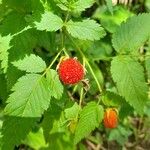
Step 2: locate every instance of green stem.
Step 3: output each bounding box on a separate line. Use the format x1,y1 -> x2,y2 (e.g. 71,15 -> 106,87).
64,11 -> 70,24
42,49 -> 63,77
79,58 -> 86,106
85,60 -> 103,93
63,48 -> 69,56
79,88 -> 84,106
60,9 -> 70,56
48,49 -> 63,69
97,97 -> 102,105
72,85 -> 78,95
60,29 -> 64,49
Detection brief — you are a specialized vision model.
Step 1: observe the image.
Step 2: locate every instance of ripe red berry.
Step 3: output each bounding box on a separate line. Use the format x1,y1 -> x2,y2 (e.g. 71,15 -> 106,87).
103,108 -> 118,128
58,58 -> 84,85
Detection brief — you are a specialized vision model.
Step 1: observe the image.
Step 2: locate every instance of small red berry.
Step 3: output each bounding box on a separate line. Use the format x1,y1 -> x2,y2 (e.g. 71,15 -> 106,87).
103,108 -> 118,128
58,57 -> 84,85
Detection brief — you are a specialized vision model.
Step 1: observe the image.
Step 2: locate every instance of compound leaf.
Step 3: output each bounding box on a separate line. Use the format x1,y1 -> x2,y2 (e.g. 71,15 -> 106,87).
5,74 -> 51,117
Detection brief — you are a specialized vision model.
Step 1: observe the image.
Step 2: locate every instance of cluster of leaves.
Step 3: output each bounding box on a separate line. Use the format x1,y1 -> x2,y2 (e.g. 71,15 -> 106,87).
0,0 -> 150,149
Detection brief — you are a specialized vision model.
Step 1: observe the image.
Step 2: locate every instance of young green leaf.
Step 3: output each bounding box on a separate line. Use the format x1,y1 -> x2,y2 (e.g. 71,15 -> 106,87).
64,103 -> 81,120
111,56 -> 148,114
12,54 -> 46,73
74,102 -> 104,144
5,74 -> 51,117
66,19 -> 106,41
1,116 -> 37,150
112,13 -> 150,53
23,128 -> 47,150
0,12 -> 28,35
35,11 -> 63,31
46,69 -> 63,99
105,0 -> 113,14
0,34 -> 12,73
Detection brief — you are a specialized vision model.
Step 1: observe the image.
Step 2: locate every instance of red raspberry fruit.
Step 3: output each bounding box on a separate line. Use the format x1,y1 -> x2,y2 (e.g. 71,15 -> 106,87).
58,58 -> 84,85
103,108 -> 118,128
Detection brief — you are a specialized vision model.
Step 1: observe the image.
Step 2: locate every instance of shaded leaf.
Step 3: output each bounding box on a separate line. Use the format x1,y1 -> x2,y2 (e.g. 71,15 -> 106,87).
1,116 -> 37,150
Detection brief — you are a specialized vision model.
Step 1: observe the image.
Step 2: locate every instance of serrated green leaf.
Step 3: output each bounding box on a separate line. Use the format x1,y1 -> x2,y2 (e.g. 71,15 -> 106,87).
72,0 -> 95,12
1,116 -> 37,150
35,11 -> 63,31
12,54 -> 46,73
111,56 -> 148,114
112,13 -> 150,53
0,34 -> 12,73
6,29 -> 55,90
56,0 -> 95,12
5,74 -> 51,117
64,102 -> 81,120
6,29 -> 38,90
46,69 -> 63,99
66,19 -> 106,41
74,102 -> 104,144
